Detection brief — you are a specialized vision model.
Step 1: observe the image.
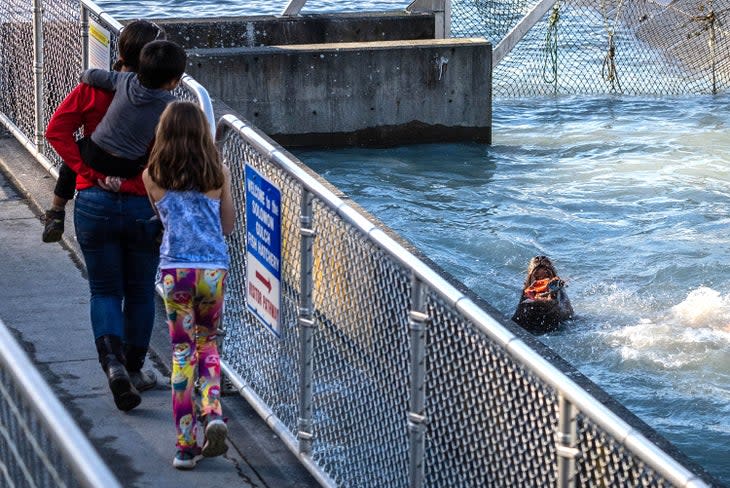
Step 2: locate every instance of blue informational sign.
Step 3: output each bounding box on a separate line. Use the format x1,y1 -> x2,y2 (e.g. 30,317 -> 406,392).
244,165 -> 282,336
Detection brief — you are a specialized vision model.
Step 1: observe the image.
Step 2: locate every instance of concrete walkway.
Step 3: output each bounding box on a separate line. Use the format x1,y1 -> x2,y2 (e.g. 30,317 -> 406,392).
0,128 -> 319,488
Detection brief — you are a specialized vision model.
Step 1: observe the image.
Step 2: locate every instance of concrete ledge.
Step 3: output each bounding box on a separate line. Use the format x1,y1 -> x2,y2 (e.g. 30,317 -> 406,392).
188,37 -> 492,147
155,12 -> 436,48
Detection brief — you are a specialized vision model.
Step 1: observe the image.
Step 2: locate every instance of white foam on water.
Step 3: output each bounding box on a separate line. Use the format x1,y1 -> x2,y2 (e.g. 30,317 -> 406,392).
603,287 -> 730,371
670,286 -> 730,330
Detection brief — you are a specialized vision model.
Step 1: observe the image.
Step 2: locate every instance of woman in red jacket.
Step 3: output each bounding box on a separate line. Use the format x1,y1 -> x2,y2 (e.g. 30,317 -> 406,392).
45,20 -> 164,411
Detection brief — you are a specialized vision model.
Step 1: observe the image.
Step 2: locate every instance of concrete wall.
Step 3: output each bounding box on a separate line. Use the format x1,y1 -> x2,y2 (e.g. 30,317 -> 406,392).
187,38 -> 492,147
156,12 -> 436,49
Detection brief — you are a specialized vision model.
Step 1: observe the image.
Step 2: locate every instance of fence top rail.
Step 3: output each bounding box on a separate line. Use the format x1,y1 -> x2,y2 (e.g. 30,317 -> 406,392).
0,318 -> 122,488
180,74 -> 216,136
215,113 -> 707,488
80,0 -> 123,32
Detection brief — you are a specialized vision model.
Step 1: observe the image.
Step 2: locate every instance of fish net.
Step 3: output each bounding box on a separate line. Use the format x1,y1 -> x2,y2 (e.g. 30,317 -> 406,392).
451,0 -> 730,96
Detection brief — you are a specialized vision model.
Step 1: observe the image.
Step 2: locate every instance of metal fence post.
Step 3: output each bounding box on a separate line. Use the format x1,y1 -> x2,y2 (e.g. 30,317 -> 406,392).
80,5 -> 89,70
408,277 -> 428,488
556,394 -> 578,488
297,189 -> 316,455
32,0 -> 45,154
405,0 -> 451,38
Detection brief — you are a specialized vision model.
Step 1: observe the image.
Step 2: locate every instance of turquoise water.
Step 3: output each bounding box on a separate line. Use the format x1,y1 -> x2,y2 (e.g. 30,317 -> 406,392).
98,0 -> 730,483
94,0 -> 409,18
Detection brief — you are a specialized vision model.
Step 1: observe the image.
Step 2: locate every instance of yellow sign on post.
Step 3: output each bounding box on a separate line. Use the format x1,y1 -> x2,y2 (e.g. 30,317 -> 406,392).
88,18 -> 111,70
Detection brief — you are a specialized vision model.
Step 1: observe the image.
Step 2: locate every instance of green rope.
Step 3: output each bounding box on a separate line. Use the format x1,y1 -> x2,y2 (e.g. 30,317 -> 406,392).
601,0 -> 625,92
602,30 -> 622,92
542,2 -> 560,87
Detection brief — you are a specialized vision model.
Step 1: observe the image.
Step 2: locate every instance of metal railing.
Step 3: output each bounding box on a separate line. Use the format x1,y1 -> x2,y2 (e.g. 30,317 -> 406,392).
215,115 -> 709,488
0,0 -> 715,486
0,318 -> 121,488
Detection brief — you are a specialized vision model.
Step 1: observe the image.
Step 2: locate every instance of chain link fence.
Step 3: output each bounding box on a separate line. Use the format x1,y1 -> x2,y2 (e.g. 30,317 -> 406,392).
215,114 -> 712,487
0,2 -> 36,142
451,0 -> 730,96
0,318 -> 121,488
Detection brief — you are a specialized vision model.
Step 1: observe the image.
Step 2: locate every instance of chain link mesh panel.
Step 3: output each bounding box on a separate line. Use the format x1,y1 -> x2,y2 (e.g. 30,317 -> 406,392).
42,0 -> 83,158
0,367 -> 81,488
308,203 -> 412,487
0,3 -> 36,140
220,132 -> 303,435
0,320 -> 120,488
452,0 -> 730,96
424,292 -> 558,487
575,414 -> 673,488
220,128 -> 414,487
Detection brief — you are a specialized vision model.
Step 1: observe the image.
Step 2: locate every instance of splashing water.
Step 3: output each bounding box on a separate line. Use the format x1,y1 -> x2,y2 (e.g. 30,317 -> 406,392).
603,286 -> 730,370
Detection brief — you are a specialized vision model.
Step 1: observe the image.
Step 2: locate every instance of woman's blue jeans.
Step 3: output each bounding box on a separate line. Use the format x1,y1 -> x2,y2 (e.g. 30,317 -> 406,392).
74,187 -> 160,348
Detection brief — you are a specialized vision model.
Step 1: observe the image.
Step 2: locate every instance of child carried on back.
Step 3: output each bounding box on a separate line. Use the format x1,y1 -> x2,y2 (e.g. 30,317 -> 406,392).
77,39 -> 187,180
42,39 -> 187,242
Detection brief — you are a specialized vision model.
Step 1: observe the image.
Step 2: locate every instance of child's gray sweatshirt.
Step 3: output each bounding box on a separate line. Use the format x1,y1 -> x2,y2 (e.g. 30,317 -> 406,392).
80,69 -> 175,159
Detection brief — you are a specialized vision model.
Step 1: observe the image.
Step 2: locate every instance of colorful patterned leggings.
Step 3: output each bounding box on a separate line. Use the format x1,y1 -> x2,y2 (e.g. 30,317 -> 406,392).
160,268 -> 227,452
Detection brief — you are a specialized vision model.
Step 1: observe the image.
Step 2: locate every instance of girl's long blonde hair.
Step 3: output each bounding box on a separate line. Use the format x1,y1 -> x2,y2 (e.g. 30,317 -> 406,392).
147,101 -> 223,192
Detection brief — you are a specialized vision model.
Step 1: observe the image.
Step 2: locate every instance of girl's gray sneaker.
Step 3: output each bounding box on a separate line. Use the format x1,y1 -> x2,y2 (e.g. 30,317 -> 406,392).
173,448 -> 202,470
202,417 -> 228,457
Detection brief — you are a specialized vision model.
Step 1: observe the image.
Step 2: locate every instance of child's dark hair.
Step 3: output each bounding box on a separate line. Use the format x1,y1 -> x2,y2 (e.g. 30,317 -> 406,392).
114,20 -> 165,72
137,40 -> 187,89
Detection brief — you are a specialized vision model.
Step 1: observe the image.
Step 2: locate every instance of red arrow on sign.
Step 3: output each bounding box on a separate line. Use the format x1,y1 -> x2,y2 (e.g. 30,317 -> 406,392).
255,271 -> 272,293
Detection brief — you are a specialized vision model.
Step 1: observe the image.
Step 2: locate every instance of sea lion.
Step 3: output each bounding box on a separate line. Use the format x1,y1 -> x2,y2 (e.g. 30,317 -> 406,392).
512,255 -> 574,333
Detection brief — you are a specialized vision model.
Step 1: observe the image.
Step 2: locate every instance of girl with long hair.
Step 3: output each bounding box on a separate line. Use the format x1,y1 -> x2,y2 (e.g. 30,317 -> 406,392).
143,101 -> 234,469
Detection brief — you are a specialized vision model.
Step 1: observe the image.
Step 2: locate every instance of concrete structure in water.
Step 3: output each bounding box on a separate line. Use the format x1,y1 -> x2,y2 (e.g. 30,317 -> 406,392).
156,10 -> 492,147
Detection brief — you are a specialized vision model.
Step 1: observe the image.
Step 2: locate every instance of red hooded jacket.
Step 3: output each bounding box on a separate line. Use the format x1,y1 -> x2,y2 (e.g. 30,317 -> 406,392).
45,83 -> 146,195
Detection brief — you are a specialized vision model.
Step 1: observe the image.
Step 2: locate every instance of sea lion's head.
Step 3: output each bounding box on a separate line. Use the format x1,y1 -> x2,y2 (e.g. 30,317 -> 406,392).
525,255 -> 558,287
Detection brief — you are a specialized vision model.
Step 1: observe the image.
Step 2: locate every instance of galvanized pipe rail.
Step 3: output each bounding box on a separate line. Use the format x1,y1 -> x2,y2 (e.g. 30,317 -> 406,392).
0,318 -> 121,488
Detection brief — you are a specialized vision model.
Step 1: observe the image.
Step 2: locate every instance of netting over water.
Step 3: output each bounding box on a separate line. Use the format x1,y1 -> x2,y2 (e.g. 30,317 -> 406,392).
451,0 -> 730,96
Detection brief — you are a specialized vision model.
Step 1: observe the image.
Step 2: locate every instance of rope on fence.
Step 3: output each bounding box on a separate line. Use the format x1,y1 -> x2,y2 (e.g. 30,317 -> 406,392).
601,0 -> 624,92
542,2 -> 561,88
685,3 -> 722,93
